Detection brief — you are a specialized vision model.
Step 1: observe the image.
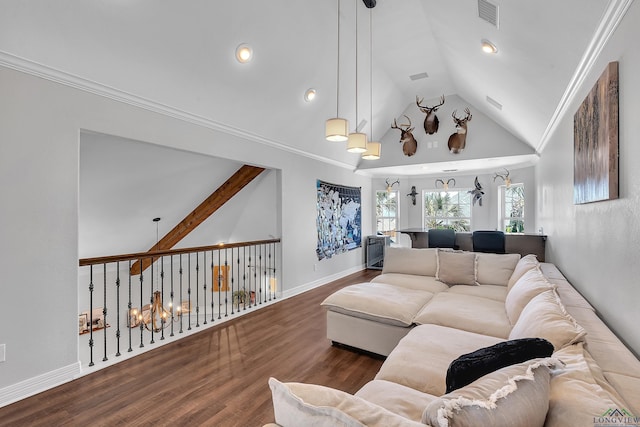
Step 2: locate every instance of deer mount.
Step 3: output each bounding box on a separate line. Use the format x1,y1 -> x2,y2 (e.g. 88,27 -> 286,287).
391,115 -> 418,157
416,95 -> 445,135
493,168 -> 512,187
447,108 -> 472,154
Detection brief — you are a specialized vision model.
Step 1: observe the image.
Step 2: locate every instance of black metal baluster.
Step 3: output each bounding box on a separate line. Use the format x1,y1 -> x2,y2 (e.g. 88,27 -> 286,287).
179,255 -> 184,334
139,260 -> 144,348
150,256 -> 155,344
242,247 -> 247,310
217,250 -> 222,320
210,250 -> 215,323
203,251 -> 207,325
88,266 -> 94,367
115,262 -> 121,357
195,252 -> 200,327
160,256 -> 165,340
187,253 -> 192,331
247,249 -> 252,308
260,245 -> 264,304
272,242 -> 278,300
128,260 -> 133,352
224,249 -> 229,317
170,255 -> 175,337
103,264 -> 108,362
230,247 -> 235,315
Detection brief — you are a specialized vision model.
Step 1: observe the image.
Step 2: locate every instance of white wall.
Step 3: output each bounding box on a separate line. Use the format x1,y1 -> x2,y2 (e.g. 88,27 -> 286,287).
535,1 -> 640,356
0,66 -> 371,393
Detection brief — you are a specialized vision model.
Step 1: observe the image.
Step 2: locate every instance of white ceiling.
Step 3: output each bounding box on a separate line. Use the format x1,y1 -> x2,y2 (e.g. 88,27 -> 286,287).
0,0 -> 610,175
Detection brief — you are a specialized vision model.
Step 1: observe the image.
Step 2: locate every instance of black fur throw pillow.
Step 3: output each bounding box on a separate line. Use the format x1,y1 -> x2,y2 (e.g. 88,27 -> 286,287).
445,338 -> 554,393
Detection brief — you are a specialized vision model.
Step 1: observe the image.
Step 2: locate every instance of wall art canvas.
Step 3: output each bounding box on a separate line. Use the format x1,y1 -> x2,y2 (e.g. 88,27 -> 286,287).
574,61 -> 619,204
316,180 -> 361,260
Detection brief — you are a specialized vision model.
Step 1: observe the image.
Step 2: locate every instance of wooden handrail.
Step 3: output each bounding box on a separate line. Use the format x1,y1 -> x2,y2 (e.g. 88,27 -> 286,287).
79,238 -> 281,267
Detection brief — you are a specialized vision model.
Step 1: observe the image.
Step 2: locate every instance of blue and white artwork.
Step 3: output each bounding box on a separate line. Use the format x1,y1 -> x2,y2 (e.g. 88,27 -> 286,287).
316,180 -> 361,260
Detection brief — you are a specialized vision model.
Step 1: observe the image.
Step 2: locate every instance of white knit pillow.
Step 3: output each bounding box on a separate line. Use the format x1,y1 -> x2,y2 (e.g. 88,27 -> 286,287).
422,358 -> 556,427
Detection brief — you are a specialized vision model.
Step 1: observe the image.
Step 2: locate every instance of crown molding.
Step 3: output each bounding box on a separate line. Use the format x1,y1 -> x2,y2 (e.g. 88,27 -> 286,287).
0,51 -> 356,171
536,0 -> 634,153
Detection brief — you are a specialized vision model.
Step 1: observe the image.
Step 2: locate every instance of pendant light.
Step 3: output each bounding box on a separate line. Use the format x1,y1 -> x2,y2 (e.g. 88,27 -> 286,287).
326,0 -> 349,142
347,0 -> 368,153
362,7 -> 380,160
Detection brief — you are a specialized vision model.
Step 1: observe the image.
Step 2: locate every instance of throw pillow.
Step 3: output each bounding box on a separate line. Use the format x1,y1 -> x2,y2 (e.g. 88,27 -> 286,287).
475,253 -> 521,286
423,358 -> 556,427
445,338 -> 554,393
504,268 -> 556,324
436,249 -> 477,286
509,289 -> 586,351
507,254 -> 539,291
268,378 -> 425,427
382,247 -> 437,276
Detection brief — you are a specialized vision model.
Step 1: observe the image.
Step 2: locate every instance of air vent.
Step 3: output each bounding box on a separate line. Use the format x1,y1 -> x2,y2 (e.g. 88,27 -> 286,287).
486,95 -> 503,110
478,0 -> 499,28
409,72 -> 429,81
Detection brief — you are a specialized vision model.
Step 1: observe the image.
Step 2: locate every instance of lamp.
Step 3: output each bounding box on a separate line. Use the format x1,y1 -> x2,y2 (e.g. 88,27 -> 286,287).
385,178 -> 400,193
326,0 -> 349,142
235,44 -> 253,63
129,218 -> 178,333
435,178 -> 456,191
481,39 -> 498,54
347,0 -> 368,153
362,6 -> 380,160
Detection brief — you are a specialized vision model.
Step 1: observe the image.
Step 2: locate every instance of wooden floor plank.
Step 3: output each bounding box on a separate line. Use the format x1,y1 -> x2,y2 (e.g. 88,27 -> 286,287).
0,269 -> 382,427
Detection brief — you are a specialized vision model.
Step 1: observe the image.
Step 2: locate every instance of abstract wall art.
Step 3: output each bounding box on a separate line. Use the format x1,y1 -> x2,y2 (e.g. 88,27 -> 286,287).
574,61 -> 619,204
316,180 -> 361,260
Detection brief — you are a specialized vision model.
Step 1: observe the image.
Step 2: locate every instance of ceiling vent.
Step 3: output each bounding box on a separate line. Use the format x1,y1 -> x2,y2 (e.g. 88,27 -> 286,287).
478,0 -> 499,28
409,72 -> 429,81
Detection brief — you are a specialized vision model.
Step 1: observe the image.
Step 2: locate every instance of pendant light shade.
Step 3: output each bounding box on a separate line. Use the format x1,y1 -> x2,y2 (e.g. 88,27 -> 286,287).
326,0 -> 349,142
347,132 -> 368,153
325,118 -> 349,142
362,141 -> 381,159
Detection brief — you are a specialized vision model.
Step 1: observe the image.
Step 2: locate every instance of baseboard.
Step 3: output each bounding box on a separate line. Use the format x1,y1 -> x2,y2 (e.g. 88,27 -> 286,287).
281,265 -> 365,299
0,362 -> 81,408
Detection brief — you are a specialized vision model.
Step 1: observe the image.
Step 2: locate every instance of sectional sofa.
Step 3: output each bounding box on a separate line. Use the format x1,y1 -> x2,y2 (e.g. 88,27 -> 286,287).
267,247 -> 640,426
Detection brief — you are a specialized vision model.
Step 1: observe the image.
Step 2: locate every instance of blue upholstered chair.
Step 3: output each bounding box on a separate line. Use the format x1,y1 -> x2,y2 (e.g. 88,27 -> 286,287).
428,228 -> 457,249
472,230 -> 506,254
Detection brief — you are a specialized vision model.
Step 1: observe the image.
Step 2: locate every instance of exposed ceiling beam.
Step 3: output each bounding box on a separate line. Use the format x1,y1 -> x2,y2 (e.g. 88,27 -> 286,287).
130,164 -> 265,275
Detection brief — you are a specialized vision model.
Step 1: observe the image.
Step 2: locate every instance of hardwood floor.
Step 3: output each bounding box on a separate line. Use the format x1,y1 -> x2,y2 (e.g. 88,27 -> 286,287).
0,269 -> 383,427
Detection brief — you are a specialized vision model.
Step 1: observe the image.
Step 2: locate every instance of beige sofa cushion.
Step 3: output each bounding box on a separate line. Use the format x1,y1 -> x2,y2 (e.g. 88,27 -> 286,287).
446,284 -> 508,302
423,358 -> 555,427
382,247 -> 437,276
371,273 -> 449,293
355,380 -> 437,423
546,344 -> 630,427
375,324 -> 502,396
509,289 -> 586,351
436,250 -> 477,286
414,293 -> 511,339
268,378 -> 425,427
507,254 -> 539,291
505,267 -> 556,324
475,253 -> 521,286
321,282 -> 434,327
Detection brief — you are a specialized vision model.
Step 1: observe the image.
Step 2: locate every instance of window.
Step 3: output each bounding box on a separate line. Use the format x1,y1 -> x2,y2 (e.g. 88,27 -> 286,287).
376,190 -> 398,242
423,190 -> 471,231
499,184 -> 525,233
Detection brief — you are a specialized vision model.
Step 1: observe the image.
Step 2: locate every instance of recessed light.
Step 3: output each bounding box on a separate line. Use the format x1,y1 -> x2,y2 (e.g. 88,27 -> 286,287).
304,88 -> 317,102
481,39 -> 498,54
235,44 -> 253,63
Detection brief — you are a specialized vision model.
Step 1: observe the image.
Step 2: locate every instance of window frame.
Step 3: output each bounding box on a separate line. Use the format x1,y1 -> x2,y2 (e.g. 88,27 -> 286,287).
422,188 -> 472,231
498,183 -> 525,233
375,190 -> 399,242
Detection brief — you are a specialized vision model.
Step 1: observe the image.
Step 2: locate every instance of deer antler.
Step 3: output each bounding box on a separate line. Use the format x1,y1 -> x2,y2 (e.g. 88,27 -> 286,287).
416,95 -> 445,112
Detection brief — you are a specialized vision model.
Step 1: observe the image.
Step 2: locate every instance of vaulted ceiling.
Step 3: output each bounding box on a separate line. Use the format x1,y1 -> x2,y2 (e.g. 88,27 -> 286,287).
0,0 -> 610,174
